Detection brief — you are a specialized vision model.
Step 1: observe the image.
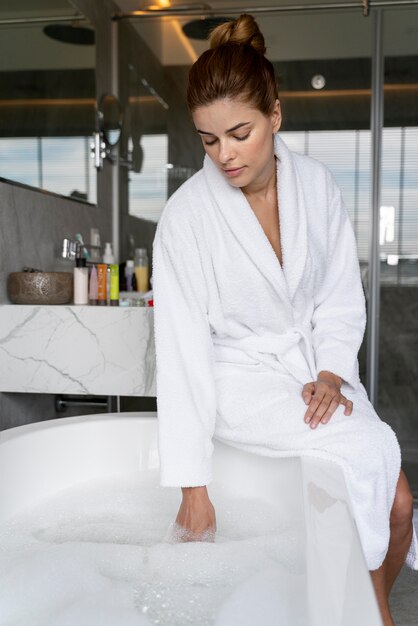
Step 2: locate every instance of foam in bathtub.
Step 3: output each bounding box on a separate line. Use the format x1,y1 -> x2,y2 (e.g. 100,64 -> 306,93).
0,471 -> 304,626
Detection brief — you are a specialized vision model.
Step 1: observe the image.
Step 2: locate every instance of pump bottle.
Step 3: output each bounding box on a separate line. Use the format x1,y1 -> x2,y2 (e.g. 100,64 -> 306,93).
103,242 -> 115,304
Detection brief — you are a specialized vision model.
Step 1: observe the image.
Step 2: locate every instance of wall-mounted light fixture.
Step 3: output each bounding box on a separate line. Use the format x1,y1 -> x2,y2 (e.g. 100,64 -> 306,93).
91,94 -> 123,170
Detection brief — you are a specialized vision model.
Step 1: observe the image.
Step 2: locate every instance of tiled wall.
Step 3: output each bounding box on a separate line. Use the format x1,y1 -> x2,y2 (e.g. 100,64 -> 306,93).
0,182 -> 111,302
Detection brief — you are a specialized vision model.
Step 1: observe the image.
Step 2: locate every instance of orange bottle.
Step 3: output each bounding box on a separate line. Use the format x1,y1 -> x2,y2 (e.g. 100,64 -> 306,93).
97,263 -> 107,306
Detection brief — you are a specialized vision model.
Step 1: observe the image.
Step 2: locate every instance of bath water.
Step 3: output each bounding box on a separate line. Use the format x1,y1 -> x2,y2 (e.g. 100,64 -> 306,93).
0,471 -> 305,626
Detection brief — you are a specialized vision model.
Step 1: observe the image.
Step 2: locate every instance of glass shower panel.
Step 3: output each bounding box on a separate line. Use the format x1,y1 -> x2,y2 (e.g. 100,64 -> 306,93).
127,8 -> 373,237
126,7 -> 373,380
379,6 -> 418,495
263,8 -> 372,380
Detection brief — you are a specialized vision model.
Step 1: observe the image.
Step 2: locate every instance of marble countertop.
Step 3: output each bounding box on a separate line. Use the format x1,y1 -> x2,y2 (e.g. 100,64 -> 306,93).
0,305 -> 155,396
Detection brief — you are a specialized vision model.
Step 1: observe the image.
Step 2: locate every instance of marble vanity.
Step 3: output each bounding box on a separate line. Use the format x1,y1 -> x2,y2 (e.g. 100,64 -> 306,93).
0,305 -> 155,396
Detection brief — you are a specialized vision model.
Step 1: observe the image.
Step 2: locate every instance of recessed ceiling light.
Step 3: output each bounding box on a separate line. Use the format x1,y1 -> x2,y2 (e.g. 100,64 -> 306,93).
311,74 -> 326,90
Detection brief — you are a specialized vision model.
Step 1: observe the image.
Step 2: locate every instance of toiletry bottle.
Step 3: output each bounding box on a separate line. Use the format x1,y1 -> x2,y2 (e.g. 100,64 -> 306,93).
103,242 -> 115,304
103,242 -> 114,264
89,264 -> 98,305
125,260 -> 134,292
97,264 -> 107,306
74,258 -> 89,305
134,247 -> 149,292
110,264 -> 119,306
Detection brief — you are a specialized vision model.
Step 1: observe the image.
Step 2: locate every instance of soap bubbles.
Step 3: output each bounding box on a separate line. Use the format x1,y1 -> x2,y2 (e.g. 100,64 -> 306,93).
0,471 -> 303,626
164,521 -> 216,544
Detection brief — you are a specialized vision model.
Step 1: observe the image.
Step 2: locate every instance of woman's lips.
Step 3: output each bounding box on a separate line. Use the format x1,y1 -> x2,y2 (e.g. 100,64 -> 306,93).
223,166 -> 245,178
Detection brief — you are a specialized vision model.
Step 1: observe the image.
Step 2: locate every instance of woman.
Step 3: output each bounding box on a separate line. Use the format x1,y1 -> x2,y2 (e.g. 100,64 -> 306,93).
152,14 -> 417,625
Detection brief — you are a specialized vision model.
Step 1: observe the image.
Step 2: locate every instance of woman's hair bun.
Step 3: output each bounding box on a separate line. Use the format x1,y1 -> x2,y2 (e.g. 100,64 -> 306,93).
187,13 -> 277,114
209,14 -> 266,56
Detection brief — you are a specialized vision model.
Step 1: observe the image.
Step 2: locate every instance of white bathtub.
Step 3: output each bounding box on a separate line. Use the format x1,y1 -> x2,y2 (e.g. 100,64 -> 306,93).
0,413 -> 382,626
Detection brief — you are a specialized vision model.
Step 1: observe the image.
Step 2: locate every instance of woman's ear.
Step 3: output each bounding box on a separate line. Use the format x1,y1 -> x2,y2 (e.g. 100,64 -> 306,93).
272,99 -> 282,134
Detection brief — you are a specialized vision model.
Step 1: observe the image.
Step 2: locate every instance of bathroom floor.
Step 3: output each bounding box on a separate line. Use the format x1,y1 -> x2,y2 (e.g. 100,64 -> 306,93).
391,567 -> 418,626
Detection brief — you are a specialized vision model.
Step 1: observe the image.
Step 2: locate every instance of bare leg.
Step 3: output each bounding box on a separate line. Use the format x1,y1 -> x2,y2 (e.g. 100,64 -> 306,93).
384,471 -> 414,594
370,565 -> 393,626
370,470 -> 414,626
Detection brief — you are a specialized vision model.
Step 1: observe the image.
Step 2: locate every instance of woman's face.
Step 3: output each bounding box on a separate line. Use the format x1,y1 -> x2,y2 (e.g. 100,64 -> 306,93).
192,98 -> 281,190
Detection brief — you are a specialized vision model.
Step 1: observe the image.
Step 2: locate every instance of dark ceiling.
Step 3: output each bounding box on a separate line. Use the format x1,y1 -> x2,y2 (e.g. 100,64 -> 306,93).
0,55 -> 417,137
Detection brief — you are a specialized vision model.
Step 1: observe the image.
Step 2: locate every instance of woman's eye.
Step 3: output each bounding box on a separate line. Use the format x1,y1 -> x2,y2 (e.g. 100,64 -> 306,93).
235,133 -> 250,142
203,132 -> 249,146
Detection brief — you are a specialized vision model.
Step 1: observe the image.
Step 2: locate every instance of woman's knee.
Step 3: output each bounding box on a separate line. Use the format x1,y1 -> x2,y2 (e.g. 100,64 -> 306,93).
390,471 -> 414,529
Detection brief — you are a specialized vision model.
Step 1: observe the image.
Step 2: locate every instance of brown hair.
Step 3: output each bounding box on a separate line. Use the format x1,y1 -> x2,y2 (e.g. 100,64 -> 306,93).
187,14 -> 278,115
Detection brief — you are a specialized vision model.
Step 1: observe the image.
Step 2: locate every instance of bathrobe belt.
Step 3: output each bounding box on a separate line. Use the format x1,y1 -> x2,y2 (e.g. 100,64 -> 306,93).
212,326 -> 317,386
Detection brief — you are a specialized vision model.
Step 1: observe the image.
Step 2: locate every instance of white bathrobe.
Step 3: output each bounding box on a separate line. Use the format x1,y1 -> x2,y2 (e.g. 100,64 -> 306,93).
152,134 -> 418,571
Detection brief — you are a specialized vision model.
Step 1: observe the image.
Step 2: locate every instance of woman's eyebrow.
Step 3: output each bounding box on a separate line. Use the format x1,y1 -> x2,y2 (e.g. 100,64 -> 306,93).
196,121 -> 250,135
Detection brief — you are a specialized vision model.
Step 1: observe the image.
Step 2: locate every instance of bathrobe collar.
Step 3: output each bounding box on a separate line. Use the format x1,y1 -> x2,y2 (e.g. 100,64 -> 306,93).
203,133 -> 308,305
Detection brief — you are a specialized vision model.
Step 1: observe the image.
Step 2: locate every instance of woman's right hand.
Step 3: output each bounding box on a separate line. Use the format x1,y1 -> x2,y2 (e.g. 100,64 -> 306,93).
174,486 -> 216,542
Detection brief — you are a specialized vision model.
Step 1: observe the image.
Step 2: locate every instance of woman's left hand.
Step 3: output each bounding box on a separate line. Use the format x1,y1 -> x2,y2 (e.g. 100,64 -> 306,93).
302,370 -> 353,429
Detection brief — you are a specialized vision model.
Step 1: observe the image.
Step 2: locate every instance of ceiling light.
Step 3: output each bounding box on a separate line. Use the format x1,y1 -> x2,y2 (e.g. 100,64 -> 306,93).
311,74 -> 326,90
139,1 -> 211,9
43,22 -> 94,45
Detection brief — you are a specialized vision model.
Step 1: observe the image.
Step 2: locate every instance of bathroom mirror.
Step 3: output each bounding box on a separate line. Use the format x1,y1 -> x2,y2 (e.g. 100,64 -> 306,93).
98,94 -> 123,146
0,1 -> 97,203
125,78 -> 169,221
119,24 -> 170,223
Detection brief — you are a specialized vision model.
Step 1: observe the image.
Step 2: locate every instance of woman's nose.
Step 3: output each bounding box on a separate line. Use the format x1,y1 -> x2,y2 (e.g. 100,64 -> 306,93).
218,140 -> 236,164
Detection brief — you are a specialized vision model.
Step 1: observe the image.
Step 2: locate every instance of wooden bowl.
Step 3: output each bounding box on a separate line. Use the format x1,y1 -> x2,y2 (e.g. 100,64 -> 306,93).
7,272 -> 73,305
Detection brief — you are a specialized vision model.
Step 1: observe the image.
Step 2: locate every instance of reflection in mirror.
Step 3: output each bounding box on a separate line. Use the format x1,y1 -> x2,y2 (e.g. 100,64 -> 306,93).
125,64 -> 169,222
98,94 -> 123,146
129,134 -> 168,222
0,1 -> 96,203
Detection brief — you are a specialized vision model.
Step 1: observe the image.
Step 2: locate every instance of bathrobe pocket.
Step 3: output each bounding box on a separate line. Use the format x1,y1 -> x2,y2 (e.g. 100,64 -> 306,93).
214,362 -> 290,429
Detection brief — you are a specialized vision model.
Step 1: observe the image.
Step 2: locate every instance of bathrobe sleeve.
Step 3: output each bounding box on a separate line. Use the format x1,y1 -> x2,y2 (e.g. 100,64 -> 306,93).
152,212 -> 217,487
311,171 -> 367,390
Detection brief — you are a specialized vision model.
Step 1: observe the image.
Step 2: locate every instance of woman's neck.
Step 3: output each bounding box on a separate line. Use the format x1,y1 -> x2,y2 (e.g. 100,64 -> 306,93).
241,155 -> 277,202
